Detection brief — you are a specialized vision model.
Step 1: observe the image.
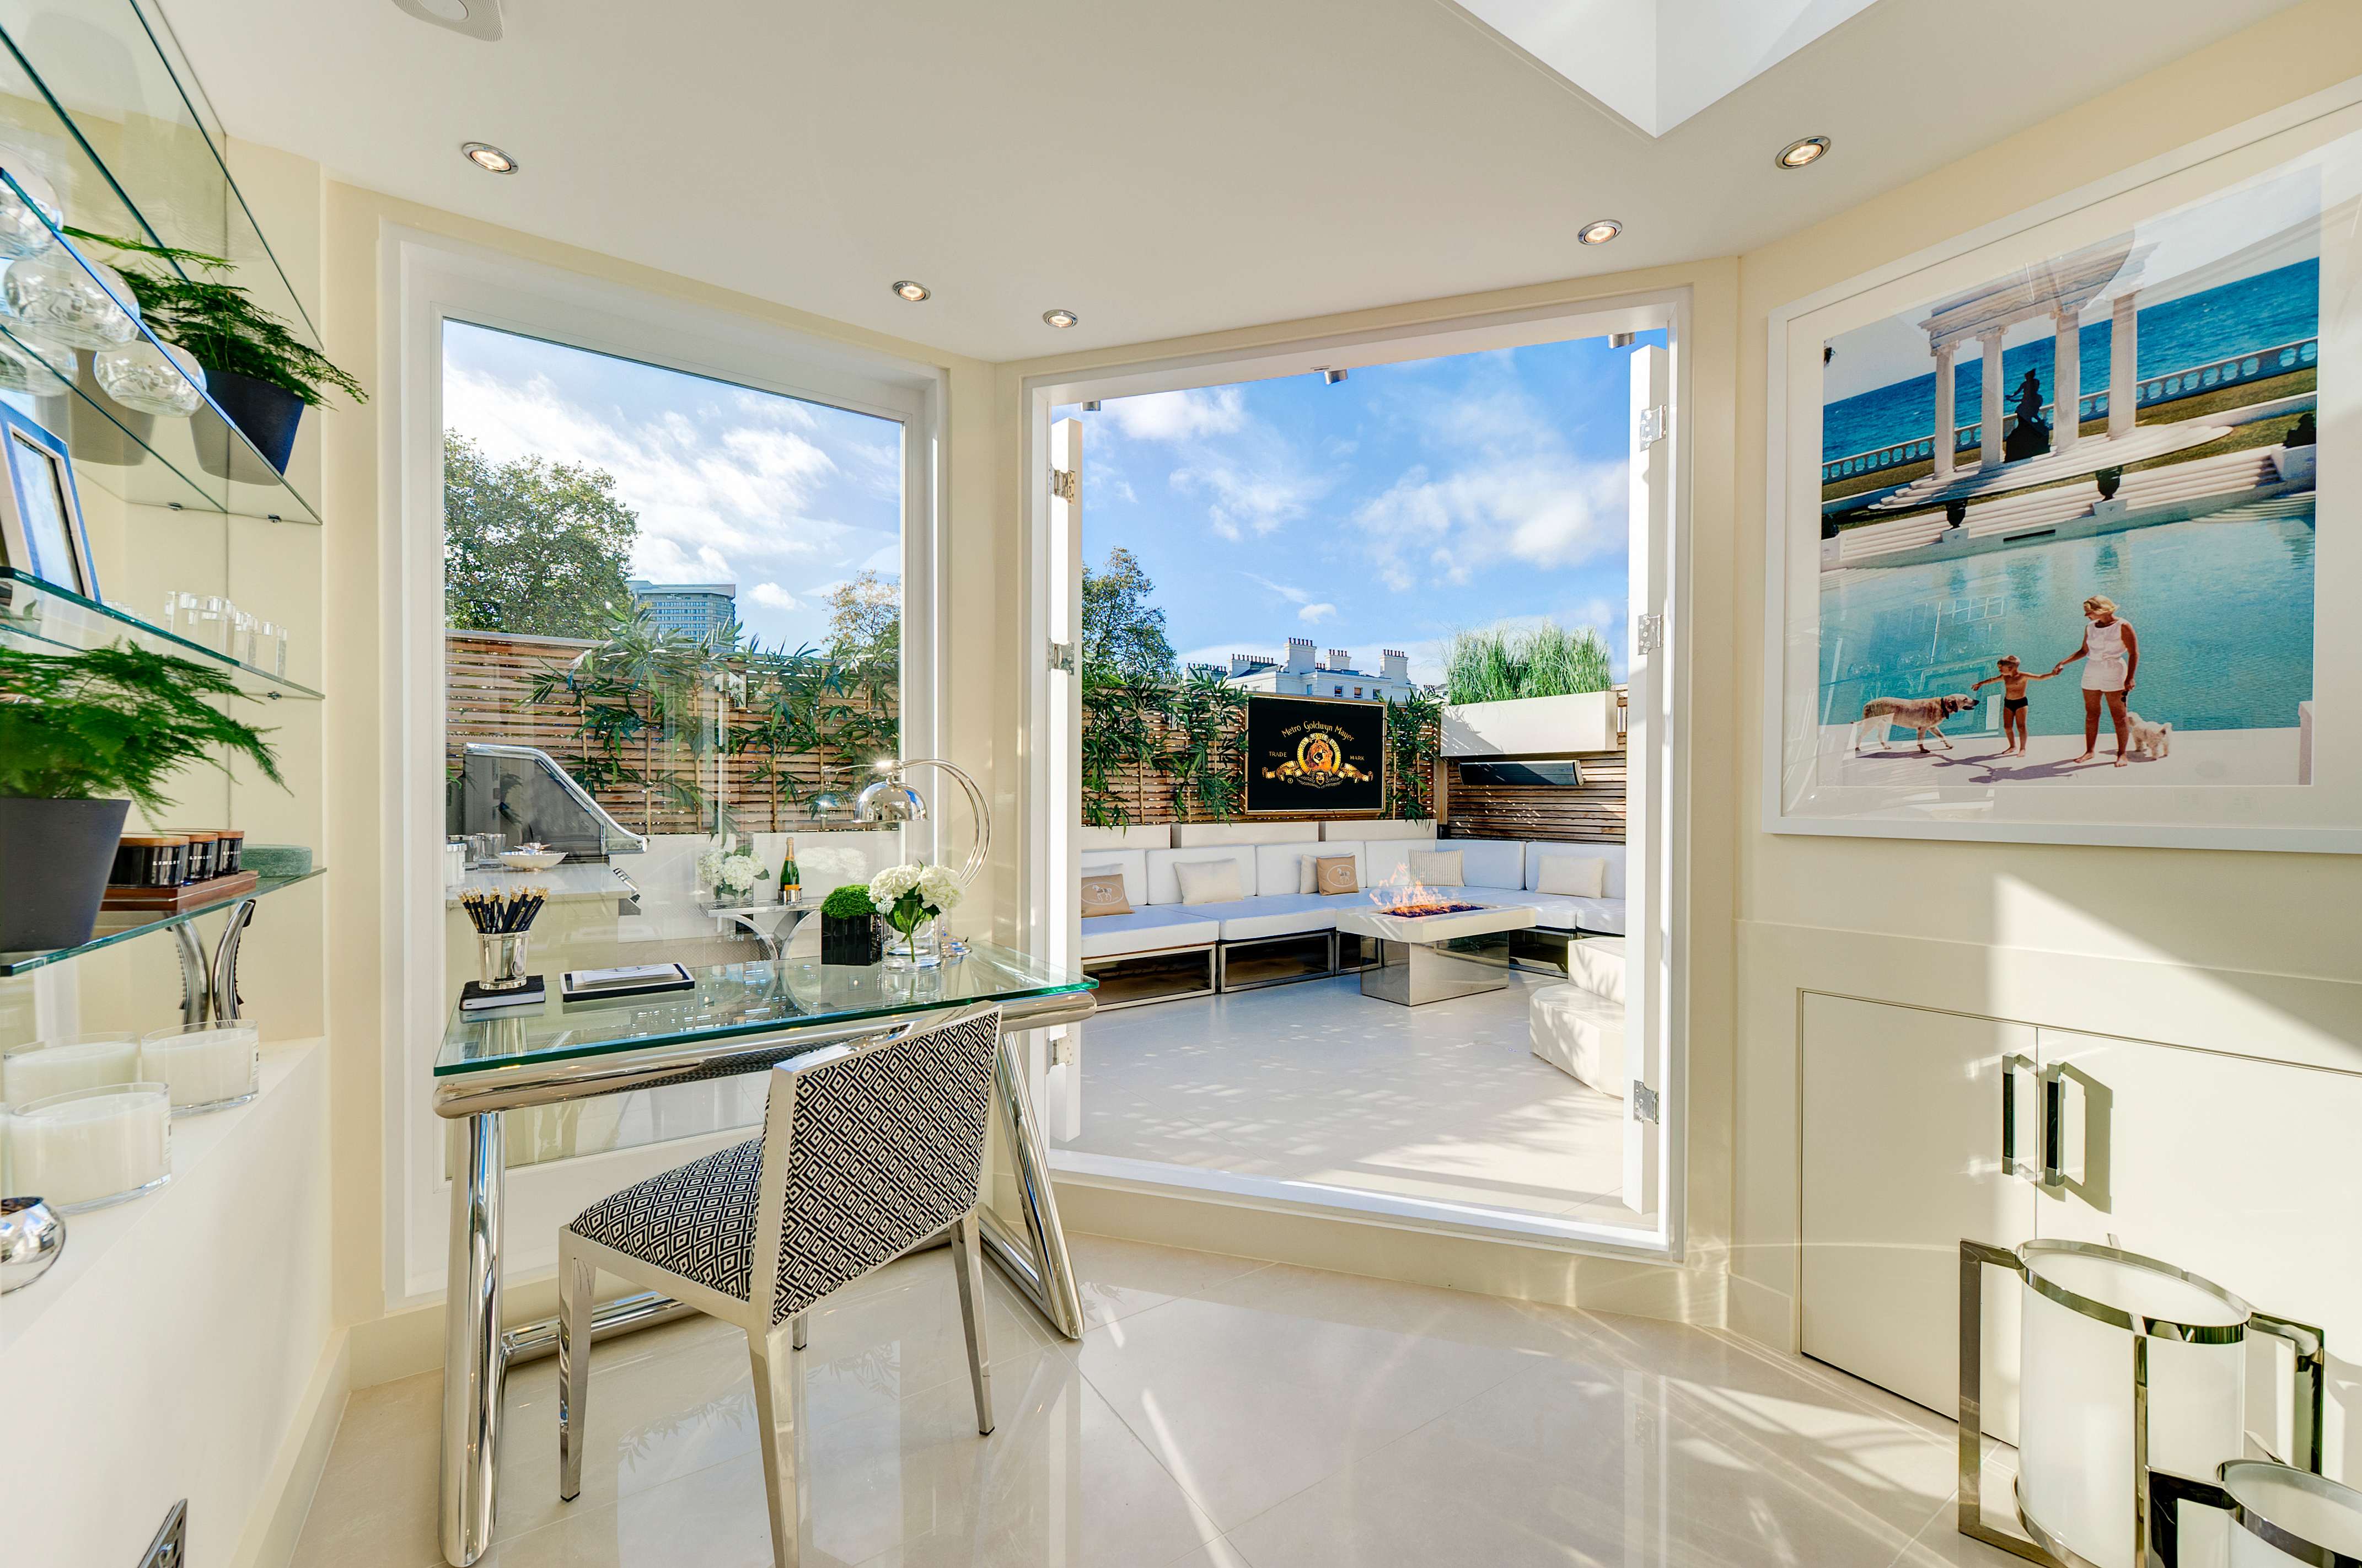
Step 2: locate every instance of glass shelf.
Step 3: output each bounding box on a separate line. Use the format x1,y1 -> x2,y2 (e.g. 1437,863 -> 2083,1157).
0,867 -> 324,976
0,5 -> 330,525
0,566 -> 322,700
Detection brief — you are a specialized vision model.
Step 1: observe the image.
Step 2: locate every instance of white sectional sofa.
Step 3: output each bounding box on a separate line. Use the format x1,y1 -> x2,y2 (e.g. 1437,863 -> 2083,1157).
1075,821 -> 1624,1007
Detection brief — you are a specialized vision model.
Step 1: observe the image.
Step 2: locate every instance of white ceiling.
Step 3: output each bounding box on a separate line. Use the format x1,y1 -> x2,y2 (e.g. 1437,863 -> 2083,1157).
158,0 -> 2301,363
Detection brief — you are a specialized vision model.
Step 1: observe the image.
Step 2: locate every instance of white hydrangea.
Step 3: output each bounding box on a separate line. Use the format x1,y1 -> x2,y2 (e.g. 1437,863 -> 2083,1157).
868,861 -> 963,917
717,852 -> 763,894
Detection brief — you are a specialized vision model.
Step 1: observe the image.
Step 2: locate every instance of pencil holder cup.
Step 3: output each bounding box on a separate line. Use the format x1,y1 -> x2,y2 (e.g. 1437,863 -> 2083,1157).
479,935 -> 531,991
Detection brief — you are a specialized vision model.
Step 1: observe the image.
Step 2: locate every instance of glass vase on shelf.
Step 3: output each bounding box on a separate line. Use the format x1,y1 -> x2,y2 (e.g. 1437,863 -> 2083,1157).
882,914 -> 941,970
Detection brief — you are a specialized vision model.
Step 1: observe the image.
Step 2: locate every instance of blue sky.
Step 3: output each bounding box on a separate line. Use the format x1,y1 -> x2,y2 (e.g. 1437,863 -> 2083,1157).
442,320 -> 902,650
439,320 -> 1642,676
1057,333 -> 1650,683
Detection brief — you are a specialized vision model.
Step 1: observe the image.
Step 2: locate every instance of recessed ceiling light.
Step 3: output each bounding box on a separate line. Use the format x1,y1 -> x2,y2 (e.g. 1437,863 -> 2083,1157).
892,280 -> 931,303
461,142 -> 517,174
1776,136 -> 1832,169
1577,218 -> 1622,246
1042,308 -> 1078,329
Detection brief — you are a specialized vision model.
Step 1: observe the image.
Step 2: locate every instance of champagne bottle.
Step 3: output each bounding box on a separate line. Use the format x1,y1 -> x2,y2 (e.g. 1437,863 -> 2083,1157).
780,837 -> 801,904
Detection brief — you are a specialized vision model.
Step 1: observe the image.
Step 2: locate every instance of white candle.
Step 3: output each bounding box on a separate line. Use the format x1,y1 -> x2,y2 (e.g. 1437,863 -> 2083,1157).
139,1023 -> 261,1111
1,1034 -> 139,1103
7,1083 -> 172,1210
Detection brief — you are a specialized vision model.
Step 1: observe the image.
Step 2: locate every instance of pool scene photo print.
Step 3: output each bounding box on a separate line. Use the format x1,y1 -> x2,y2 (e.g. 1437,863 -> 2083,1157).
1763,87 -> 2362,852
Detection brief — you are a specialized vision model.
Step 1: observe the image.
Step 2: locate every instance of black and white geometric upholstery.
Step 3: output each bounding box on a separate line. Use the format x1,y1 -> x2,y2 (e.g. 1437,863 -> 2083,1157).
564,1005 -> 1002,1322
566,1136 -> 763,1303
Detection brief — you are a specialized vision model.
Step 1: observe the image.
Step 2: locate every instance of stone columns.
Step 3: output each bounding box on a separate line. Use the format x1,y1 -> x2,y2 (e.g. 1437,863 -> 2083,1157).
1932,343 -> 1957,479
1979,328 -> 2007,467
2053,310 -> 2081,454
2108,292 -> 2139,439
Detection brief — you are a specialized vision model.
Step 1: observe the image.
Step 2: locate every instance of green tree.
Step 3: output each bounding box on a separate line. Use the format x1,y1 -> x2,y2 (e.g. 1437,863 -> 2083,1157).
824,570 -> 901,669
1081,546 -> 1177,681
443,431 -> 638,638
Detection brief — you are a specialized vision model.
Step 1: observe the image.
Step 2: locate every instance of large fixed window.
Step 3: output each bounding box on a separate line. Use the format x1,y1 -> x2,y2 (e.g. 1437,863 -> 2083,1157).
387,238 -> 942,1303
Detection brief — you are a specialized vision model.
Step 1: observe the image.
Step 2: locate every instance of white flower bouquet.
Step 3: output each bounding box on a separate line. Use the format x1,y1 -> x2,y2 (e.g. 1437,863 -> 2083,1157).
697,845 -> 769,901
868,862 -> 960,966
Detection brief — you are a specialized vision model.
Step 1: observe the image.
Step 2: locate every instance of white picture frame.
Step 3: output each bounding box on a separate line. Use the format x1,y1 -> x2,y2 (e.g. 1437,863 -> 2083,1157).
1762,79 -> 2362,853
0,399 -> 95,598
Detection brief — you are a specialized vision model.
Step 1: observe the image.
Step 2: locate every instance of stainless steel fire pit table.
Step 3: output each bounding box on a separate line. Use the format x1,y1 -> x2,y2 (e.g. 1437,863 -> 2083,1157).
1332,901 -> 1539,1006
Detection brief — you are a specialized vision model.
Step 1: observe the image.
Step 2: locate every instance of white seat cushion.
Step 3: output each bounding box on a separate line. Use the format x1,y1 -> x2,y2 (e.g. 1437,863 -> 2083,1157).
1078,908 -> 1221,959
1078,849 -> 1148,909
1449,840 -> 1526,890
1145,845 -> 1259,905
1464,888 -> 1581,928
1252,840 -> 1328,895
1183,894 -> 1343,943
1565,897 -> 1625,935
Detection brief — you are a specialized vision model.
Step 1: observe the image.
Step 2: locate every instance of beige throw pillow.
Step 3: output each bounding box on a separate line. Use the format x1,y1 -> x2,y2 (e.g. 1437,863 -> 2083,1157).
1078,871 -> 1133,917
1296,855 -> 1320,894
1535,855 -> 1607,898
1406,849 -> 1463,887
1173,858 -> 1244,905
1313,854 -> 1359,895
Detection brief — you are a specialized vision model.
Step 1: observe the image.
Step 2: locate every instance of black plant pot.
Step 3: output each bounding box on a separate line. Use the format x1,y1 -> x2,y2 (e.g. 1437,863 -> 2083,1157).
0,796 -> 130,952
820,912 -> 882,966
196,367 -> 305,482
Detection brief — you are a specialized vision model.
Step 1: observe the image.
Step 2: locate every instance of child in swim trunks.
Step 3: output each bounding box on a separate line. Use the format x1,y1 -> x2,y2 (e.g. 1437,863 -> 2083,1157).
1971,655 -> 2055,756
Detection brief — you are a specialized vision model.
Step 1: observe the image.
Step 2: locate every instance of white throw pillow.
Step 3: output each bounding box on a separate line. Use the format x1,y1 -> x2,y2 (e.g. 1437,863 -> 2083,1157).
1536,855 -> 1607,898
1297,855 -> 1320,895
1407,849 -> 1463,887
1173,858 -> 1244,905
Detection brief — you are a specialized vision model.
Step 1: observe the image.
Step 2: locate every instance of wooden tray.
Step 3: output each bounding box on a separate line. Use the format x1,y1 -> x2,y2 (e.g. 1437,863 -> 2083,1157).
101,869 -> 260,911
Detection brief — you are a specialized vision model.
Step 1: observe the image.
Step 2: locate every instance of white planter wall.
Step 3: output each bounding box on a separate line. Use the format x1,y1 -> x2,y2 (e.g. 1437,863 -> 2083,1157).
1442,691 -> 1619,756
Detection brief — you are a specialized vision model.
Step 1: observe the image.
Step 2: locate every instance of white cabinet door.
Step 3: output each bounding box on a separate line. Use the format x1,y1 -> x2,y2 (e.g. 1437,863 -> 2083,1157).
1801,995 -> 2040,1429
2034,1029 -> 2362,1483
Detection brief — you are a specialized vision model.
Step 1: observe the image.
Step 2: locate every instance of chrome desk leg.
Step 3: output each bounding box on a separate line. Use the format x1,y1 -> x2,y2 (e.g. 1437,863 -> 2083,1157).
978,1033 -> 1085,1340
441,1111 -> 504,1566
174,923 -> 210,1025
211,899 -> 256,1021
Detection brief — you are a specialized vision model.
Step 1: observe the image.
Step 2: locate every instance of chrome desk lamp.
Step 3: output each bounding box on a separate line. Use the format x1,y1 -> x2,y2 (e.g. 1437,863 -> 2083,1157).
853,758 -> 992,893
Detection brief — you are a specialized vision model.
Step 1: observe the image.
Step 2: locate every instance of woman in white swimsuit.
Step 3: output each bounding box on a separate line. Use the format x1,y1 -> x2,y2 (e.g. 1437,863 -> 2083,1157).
2048,595 -> 2140,766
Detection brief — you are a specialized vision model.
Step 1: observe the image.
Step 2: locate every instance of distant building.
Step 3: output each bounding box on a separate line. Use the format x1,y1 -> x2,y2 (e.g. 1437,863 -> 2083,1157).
629,578 -> 737,642
1220,638 -> 1419,702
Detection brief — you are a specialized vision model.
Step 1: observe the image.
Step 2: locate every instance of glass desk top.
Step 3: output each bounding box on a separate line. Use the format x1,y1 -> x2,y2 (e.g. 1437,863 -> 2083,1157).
435,939 -> 1093,1077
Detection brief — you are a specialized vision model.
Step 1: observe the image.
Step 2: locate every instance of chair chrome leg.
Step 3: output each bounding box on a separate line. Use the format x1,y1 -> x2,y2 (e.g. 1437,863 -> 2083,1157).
746,1330 -> 802,1568
790,1312 -> 807,1352
950,1211 -> 994,1435
556,1237 -> 595,1501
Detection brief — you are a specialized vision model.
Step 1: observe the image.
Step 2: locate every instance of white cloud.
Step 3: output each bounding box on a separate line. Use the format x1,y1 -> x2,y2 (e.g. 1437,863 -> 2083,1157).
1242,571 -> 1314,606
1354,455 -> 1626,589
1107,387 -> 1246,441
1297,602 -> 1338,624
748,583 -> 800,611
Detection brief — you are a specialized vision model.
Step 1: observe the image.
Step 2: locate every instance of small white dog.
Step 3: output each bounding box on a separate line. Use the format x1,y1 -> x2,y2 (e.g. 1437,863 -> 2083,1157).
2126,711 -> 2172,760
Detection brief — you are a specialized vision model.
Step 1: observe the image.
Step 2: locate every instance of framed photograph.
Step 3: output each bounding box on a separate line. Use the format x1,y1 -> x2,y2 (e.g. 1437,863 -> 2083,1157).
1763,83 -> 2362,852
0,400 -> 94,598
1242,694 -> 1387,817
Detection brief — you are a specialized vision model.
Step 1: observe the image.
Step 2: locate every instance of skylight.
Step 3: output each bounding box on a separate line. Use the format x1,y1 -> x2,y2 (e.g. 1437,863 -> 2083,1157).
1452,0 -> 1885,137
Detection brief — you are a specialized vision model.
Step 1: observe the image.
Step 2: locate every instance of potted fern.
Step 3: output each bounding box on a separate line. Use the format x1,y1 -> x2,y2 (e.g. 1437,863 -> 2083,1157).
63,229 -> 365,480
0,643 -> 282,951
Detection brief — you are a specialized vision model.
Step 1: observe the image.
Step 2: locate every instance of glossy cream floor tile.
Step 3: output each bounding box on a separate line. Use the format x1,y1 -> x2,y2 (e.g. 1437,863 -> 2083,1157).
1059,970 -> 1641,1223
297,1238 -> 1977,1568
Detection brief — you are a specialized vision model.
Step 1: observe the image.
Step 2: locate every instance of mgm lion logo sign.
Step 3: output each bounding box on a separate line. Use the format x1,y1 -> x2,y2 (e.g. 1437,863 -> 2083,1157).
1243,695 -> 1386,815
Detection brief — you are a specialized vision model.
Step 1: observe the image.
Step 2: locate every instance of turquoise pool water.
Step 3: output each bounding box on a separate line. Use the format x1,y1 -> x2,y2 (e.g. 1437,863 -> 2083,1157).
1818,503 -> 2315,735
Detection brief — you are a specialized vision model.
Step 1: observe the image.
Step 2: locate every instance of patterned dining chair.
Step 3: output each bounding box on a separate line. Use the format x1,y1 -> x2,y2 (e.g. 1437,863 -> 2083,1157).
555,1002 -> 1003,1566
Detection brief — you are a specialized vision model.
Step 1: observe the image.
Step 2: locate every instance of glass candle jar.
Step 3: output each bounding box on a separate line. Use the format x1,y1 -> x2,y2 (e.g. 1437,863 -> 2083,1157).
1,1034 -> 140,1104
139,1022 -> 260,1114
3,1082 -> 172,1211
110,833 -> 189,888
177,830 -> 220,882
213,829 -> 245,877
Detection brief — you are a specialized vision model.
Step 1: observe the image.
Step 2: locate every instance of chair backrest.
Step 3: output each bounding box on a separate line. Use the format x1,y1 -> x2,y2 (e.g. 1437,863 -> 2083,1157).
1079,847 -> 1149,907
753,1002 -> 1002,1324
1144,844 -> 1259,905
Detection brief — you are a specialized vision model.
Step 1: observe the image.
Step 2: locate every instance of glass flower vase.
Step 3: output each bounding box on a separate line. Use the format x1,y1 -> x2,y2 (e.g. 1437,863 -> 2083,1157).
883,915 -> 941,970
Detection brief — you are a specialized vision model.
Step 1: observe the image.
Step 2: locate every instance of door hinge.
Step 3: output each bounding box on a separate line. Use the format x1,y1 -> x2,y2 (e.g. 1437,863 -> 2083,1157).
1630,1081 -> 1661,1125
1048,640 -> 1077,674
1051,1032 -> 1078,1067
1635,612 -> 1665,656
1050,467 -> 1079,503
1637,404 -> 1669,448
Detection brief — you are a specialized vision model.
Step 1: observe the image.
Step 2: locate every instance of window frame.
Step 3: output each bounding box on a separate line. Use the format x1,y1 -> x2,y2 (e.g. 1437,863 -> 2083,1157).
381,228 -> 947,1306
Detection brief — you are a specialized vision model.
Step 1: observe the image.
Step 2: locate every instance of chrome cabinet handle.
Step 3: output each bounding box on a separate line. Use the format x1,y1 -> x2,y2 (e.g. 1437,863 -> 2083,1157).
2000,1053 -> 2041,1183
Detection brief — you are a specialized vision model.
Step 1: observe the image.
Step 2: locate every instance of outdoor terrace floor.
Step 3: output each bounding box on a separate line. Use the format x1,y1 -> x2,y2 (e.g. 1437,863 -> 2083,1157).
1056,965 -> 1645,1231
